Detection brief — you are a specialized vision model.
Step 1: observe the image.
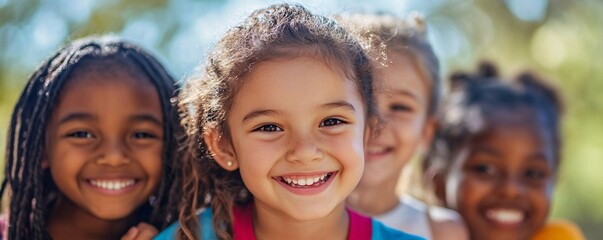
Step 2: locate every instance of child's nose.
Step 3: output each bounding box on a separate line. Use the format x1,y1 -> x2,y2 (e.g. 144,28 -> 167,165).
285,133 -> 323,163
497,177 -> 527,199
96,139 -> 131,166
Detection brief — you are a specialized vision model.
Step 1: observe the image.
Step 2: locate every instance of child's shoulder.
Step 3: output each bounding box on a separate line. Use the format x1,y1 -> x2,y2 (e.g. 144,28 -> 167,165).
153,208 -> 216,240
349,208 -> 424,240
427,204 -> 469,240
371,218 -> 426,240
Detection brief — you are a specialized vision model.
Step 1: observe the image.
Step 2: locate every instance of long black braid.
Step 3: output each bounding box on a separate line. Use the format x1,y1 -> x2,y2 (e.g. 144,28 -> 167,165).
426,61 -> 564,176
1,35 -> 185,239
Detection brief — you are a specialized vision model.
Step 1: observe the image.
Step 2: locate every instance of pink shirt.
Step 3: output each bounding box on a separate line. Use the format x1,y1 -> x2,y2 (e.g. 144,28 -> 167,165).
233,204 -> 372,240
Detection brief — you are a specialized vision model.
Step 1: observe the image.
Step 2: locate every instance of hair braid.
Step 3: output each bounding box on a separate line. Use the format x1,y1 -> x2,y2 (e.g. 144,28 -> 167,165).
2,35 -> 185,239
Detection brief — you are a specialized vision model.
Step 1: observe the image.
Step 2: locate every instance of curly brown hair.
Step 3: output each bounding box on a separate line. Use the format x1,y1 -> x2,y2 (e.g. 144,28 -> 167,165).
335,12 -> 441,116
427,61 -> 564,185
176,3 -> 374,240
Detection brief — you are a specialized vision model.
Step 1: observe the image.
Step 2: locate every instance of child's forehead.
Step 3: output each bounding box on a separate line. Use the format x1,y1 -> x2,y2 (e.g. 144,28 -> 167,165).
68,58 -> 150,85
472,109 -> 558,150
482,106 -> 553,131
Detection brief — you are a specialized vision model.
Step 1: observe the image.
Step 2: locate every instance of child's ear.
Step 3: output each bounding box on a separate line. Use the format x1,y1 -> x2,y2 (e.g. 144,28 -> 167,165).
204,129 -> 239,171
421,117 -> 437,150
429,167 -> 447,207
41,159 -> 49,169
41,150 -> 49,169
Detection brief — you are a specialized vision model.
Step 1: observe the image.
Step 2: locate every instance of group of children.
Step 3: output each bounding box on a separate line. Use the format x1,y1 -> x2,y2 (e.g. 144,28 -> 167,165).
0,3 -> 583,240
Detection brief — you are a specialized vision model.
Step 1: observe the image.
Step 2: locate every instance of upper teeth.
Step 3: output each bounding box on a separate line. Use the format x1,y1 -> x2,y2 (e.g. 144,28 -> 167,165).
367,146 -> 386,154
283,173 -> 328,186
486,209 -> 524,224
90,179 -> 135,190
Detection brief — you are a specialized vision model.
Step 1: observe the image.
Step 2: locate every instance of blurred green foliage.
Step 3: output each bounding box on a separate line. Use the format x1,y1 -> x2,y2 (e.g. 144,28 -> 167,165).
0,0 -> 601,238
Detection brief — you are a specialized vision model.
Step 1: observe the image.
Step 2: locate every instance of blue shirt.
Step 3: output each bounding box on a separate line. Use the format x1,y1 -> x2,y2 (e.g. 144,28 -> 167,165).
154,207 -> 424,240
154,208 -> 217,240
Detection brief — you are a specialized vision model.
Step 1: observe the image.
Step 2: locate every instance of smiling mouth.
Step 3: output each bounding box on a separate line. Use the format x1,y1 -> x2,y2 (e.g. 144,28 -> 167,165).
274,172 -> 335,188
87,179 -> 137,191
485,208 -> 526,225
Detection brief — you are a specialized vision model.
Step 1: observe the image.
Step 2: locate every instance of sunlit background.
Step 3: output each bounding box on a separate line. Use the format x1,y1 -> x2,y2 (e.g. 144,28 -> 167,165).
0,0 -> 601,238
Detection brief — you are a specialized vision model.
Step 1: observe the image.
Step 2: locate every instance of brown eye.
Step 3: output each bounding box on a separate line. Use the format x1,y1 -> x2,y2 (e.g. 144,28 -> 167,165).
390,104 -> 412,112
133,132 -> 157,139
471,164 -> 497,176
254,124 -> 283,132
66,131 -> 94,139
320,118 -> 345,127
525,168 -> 546,180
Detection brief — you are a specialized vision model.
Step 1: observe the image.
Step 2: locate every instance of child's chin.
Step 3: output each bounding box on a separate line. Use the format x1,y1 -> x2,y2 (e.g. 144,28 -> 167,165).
284,203 -> 340,221
90,208 -> 137,221
288,211 -> 331,221
475,228 -> 532,240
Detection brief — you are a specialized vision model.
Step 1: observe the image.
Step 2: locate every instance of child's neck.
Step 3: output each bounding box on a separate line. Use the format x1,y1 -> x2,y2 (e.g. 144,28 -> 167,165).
347,178 -> 401,216
253,201 -> 349,240
47,197 -> 139,240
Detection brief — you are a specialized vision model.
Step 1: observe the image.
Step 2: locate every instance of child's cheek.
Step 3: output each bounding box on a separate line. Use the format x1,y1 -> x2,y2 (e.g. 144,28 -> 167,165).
534,179 -> 555,216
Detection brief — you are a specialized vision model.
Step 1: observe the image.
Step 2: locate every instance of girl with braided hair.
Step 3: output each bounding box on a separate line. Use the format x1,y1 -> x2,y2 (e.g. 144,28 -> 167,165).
0,35 -> 185,240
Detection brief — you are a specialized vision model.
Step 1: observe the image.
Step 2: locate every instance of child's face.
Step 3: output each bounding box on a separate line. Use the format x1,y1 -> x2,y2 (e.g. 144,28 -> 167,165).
361,52 -> 432,187
444,113 -> 556,240
46,66 -> 163,220
216,57 -> 366,221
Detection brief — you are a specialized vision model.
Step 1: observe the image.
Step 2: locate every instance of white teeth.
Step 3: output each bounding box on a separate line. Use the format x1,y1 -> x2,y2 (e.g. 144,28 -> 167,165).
306,178 -> 314,185
367,146 -> 387,154
281,173 -> 330,187
90,179 -> 135,191
486,209 -> 524,224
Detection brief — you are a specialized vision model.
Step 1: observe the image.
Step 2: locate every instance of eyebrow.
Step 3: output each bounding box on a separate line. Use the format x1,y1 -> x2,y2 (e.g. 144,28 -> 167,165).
472,146 -> 502,157
242,109 -> 281,123
241,101 -> 356,123
391,89 -> 421,102
130,114 -> 163,127
473,147 -> 551,163
58,113 -> 163,127
320,101 -> 356,112
527,152 -> 551,163
58,113 -> 96,125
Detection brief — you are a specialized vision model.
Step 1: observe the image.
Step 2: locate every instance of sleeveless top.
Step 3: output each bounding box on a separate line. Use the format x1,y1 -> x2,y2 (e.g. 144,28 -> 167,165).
374,195 -> 462,240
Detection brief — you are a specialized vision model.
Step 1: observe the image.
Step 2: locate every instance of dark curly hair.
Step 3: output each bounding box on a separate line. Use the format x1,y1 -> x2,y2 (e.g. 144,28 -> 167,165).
426,61 -> 564,179
177,3 -> 374,240
0,35 -> 185,239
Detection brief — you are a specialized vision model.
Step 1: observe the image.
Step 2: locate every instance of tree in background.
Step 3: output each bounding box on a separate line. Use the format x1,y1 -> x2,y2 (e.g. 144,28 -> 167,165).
0,0 -> 601,238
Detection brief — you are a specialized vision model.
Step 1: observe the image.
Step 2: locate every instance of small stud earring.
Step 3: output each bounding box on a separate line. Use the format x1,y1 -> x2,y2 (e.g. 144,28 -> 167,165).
227,161 -> 233,167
